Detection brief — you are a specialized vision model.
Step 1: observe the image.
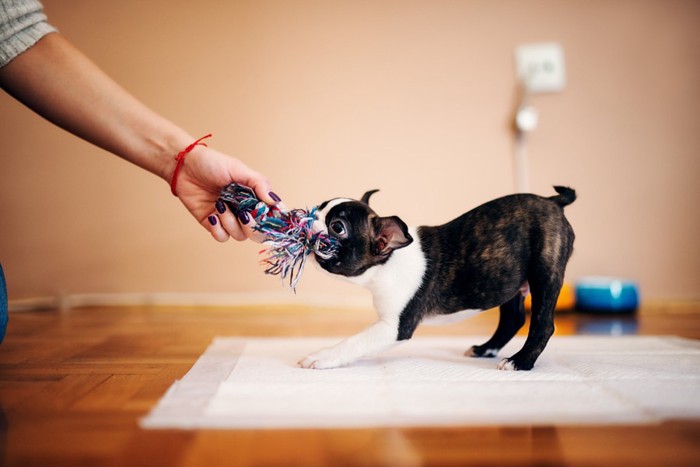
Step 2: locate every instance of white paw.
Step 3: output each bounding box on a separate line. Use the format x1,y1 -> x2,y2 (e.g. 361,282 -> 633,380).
298,348 -> 348,370
497,358 -> 517,371
464,346 -> 478,357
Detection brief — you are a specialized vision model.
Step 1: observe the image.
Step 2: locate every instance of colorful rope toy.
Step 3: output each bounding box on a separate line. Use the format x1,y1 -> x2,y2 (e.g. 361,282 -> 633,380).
219,183 -> 338,290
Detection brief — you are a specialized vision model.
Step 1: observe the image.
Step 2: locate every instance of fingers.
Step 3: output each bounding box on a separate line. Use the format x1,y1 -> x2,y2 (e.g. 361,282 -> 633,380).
222,205 -> 266,243
203,213 -> 231,243
206,200 -> 267,243
238,215 -> 267,243
220,175 -> 283,243
210,162 -> 283,242
238,171 -> 282,207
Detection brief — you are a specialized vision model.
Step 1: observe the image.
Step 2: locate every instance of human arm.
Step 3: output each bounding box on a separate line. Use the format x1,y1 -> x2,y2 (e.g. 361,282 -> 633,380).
0,31 -> 279,241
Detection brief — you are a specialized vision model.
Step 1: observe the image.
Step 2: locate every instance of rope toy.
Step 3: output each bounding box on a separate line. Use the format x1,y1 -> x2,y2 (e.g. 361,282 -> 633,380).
219,183 -> 338,290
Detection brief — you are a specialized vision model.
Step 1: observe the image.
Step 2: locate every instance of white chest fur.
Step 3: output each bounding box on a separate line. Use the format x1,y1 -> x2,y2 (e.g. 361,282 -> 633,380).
344,228 -> 426,321
349,229 -> 483,325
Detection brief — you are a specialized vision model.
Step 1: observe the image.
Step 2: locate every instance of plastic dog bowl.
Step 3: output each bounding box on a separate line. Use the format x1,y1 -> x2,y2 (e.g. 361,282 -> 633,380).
575,277 -> 639,313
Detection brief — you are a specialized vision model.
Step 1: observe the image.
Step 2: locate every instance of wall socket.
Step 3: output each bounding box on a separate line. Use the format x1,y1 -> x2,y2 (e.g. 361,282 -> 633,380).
515,42 -> 566,93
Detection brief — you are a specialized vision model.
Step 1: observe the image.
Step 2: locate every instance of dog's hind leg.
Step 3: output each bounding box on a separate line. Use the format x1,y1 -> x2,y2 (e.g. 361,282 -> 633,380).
465,293 -> 526,359
498,274 -> 561,371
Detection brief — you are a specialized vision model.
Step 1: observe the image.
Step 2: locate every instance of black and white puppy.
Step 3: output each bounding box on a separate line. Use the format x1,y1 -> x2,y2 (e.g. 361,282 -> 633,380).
299,186 -> 576,371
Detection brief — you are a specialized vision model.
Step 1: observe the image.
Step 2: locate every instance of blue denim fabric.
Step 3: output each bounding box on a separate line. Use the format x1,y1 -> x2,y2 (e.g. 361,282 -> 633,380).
0,263 -> 7,344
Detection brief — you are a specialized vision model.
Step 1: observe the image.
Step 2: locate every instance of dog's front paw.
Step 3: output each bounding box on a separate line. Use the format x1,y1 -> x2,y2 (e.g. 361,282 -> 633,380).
298,348 -> 348,370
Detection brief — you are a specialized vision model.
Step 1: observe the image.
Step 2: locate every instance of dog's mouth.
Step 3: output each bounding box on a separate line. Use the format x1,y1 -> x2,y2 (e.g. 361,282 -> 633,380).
308,217 -> 340,263
314,252 -> 376,278
313,253 -> 343,277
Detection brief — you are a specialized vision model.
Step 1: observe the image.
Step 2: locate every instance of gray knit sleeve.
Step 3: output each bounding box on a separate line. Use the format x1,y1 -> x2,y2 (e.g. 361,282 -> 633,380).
0,0 -> 56,68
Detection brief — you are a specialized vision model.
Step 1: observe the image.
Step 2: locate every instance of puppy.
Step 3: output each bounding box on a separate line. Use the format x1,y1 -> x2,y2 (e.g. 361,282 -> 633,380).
299,186 -> 576,371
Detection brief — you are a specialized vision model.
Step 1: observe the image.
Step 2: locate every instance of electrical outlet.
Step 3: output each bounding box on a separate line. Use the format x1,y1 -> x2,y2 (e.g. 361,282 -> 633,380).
515,42 -> 566,93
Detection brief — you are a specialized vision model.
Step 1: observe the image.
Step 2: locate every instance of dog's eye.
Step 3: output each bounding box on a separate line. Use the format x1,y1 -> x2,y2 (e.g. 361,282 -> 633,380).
330,220 -> 346,236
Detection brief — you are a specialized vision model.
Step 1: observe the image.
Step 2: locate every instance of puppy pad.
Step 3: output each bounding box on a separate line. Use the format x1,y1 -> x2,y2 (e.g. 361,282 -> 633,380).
141,336 -> 700,429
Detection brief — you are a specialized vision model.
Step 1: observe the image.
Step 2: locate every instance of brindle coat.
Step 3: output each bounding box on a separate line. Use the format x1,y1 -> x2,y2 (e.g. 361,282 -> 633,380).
318,186 -> 576,371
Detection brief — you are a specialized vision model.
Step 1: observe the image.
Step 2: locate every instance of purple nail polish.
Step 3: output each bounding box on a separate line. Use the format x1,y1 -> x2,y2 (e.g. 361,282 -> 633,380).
269,192 -> 282,203
215,200 -> 226,214
238,211 -> 250,225
208,215 -> 218,226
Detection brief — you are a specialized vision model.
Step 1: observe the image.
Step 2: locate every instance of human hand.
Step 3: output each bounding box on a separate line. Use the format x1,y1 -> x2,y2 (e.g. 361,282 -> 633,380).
171,145 -> 282,242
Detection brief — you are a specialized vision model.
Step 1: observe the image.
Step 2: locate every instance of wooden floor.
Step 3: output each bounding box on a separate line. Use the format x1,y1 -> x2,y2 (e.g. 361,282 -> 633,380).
1,303 -> 699,466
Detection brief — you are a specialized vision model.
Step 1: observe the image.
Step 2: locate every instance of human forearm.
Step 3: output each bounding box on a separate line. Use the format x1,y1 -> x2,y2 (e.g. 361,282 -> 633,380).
0,30 -> 281,243
0,32 -> 188,181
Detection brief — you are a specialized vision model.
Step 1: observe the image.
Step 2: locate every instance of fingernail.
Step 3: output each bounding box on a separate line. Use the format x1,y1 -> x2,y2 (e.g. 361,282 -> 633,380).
208,215 -> 218,226
238,211 -> 250,225
269,192 -> 282,203
215,200 -> 226,214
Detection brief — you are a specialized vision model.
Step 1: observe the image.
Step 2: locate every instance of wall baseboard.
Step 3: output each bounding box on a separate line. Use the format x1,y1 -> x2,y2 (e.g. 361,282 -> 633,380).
8,292 -> 373,312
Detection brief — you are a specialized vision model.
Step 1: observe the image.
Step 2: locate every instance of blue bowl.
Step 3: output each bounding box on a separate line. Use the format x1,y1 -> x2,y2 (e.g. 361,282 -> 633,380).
575,277 -> 639,313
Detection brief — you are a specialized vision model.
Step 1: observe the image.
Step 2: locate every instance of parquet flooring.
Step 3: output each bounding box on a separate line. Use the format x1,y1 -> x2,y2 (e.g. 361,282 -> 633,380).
1,304 -> 699,466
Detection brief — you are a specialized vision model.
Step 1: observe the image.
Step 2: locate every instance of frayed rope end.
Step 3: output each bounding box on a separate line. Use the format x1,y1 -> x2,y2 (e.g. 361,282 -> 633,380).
219,183 -> 338,291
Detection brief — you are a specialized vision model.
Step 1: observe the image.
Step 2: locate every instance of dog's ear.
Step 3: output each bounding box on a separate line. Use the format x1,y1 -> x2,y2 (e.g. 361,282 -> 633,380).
371,216 -> 412,256
361,189 -> 379,205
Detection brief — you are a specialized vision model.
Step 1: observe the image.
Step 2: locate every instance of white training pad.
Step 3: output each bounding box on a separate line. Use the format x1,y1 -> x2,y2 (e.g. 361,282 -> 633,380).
141,336 -> 700,429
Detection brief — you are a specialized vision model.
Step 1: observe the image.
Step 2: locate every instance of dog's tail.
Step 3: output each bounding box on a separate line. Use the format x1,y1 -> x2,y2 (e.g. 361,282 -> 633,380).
549,186 -> 576,207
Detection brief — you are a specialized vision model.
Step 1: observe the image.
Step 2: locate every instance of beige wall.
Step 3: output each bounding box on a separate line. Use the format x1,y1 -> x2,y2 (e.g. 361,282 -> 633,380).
1,0 -> 699,304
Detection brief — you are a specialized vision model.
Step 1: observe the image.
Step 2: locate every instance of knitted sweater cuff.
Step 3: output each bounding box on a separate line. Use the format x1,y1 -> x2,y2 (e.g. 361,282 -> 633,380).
0,0 -> 57,68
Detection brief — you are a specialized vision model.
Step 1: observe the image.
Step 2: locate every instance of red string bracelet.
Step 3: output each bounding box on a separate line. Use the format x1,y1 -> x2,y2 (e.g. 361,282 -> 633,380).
170,134 -> 213,196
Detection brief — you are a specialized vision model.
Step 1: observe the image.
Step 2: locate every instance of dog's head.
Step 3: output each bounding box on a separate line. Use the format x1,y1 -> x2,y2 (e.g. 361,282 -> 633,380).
314,190 -> 413,277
